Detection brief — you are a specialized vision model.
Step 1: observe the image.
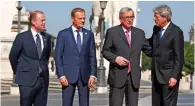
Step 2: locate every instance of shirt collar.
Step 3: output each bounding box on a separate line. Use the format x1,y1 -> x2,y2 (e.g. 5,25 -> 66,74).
122,26 -> 131,33
31,28 -> 41,37
162,22 -> 171,30
72,25 -> 82,33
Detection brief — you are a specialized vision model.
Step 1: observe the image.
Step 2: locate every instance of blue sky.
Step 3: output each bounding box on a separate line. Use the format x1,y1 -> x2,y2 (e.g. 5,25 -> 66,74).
22,1 -> 194,41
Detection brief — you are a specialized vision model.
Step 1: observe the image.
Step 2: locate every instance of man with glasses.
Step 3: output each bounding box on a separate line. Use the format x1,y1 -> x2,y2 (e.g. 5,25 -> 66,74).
102,7 -> 151,106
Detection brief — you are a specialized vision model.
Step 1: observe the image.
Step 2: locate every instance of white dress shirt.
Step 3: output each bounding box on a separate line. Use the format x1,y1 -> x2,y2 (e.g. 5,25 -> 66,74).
31,28 -> 44,51
161,22 -> 171,37
122,26 -> 131,43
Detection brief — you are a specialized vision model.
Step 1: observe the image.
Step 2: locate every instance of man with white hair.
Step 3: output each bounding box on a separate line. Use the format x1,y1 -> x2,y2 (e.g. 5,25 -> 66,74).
149,4 -> 184,106
102,7 -> 151,106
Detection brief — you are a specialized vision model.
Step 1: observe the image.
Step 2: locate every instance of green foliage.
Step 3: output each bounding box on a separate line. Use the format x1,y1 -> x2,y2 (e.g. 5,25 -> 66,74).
183,42 -> 194,75
141,52 -> 152,71
141,41 -> 194,75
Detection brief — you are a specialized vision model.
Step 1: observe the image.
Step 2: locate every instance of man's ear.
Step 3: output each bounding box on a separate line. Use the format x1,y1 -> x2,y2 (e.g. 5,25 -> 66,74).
71,17 -> 74,22
31,19 -> 36,26
119,18 -> 122,23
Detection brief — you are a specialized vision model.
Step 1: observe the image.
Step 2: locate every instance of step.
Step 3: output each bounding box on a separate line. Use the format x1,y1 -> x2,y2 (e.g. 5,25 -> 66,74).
1,84 -> 11,90
49,75 -> 59,82
49,84 -> 61,89
48,88 -> 62,91
1,79 -> 13,83
1,89 -> 10,95
1,78 -> 13,82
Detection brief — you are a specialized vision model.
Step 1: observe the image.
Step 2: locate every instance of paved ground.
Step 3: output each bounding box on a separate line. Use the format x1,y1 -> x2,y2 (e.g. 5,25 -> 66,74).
139,91 -> 195,106
1,91 -> 194,106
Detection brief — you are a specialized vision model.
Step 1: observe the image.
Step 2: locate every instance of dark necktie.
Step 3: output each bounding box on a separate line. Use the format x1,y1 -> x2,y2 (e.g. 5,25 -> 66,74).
158,29 -> 164,40
76,30 -> 82,52
36,34 -> 42,58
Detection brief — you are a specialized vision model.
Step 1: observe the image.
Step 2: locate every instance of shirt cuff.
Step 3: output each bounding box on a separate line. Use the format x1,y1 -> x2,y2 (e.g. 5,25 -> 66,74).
90,75 -> 96,79
59,76 -> 66,79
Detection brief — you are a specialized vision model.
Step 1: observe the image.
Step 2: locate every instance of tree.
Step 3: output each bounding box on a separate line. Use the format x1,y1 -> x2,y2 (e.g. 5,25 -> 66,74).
141,52 -> 152,71
183,41 -> 194,75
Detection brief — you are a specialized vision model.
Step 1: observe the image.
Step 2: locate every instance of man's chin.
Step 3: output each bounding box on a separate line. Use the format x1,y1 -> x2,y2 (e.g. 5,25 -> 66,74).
78,26 -> 84,29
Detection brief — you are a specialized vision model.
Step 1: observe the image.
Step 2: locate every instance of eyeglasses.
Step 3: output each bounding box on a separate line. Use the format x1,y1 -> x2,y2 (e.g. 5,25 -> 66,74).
122,16 -> 135,20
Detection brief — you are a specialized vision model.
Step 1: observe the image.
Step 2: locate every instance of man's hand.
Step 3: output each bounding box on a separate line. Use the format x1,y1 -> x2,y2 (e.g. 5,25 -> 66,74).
88,77 -> 95,88
59,76 -> 69,86
115,56 -> 129,66
169,77 -> 177,87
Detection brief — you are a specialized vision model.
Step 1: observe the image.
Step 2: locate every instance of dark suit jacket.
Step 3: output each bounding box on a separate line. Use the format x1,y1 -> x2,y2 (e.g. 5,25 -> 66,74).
149,22 -> 184,84
9,30 -> 51,86
102,25 -> 151,88
55,27 -> 97,84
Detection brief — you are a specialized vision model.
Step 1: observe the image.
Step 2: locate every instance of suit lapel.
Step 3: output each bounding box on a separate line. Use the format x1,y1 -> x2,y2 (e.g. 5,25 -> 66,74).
129,27 -> 138,55
40,32 -> 47,59
28,30 -> 39,58
68,27 -> 79,53
130,27 -> 136,48
80,28 -> 88,54
152,25 -> 161,48
118,25 -> 130,47
157,22 -> 173,47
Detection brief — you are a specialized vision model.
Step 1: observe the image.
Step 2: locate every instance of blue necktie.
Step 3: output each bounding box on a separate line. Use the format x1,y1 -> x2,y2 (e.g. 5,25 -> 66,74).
158,29 -> 164,40
76,30 -> 81,52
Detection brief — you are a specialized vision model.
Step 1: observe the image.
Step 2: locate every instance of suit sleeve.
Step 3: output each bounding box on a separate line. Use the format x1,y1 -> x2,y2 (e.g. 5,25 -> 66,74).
101,29 -> 117,63
47,35 -> 52,62
141,31 -> 152,57
89,32 -> 97,77
9,34 -> 23,75
55,31 -> 65,78
148,26 -> 155,50
172,29 -> 184,79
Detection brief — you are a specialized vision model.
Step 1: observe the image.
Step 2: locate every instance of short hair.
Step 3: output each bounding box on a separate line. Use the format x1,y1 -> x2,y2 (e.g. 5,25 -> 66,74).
71,8 -> 85,17
153,5 -> 172,21
119,7 -> 134,19
28,10 -> 44,25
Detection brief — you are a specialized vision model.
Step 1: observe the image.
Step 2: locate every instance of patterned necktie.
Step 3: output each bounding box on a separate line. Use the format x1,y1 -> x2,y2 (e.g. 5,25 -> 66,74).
76,30 -> 81,52
36,34 -> 42,58
125,30 -> 131,47
158,28 -> 164,40
125,30 -> 131,73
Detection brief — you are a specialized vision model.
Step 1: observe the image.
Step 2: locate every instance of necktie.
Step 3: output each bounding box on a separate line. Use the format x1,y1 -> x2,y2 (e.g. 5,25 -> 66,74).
125,30 -> 131,47
76,30 -> 81,52
125,30 -> 131,73
36,34 -> 42,58
158,28 -> 164,40
36,34 -> 42,74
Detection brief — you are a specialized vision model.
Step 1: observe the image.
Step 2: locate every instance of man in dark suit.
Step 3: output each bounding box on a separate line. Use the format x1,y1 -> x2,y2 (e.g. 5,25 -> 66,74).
149,5 -> 184,106
9,10 -> 51,106
102,7 -> 151,106
55,8 -> 97,106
